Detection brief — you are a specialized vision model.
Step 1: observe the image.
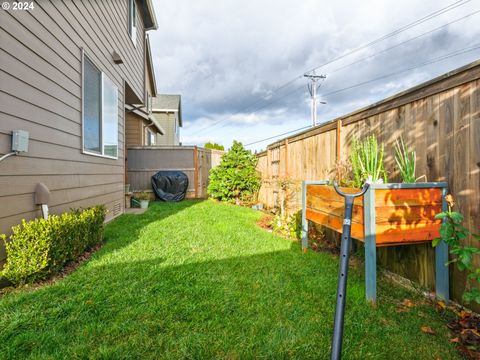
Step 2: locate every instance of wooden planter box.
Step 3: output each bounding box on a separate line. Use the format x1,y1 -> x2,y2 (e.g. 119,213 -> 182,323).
301,180 -> 449,303
304,182 -> 446,246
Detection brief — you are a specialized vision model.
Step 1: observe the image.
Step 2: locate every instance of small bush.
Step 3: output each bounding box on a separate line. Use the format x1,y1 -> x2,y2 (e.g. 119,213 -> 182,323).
272,211 -> 302,240
208,141 -> 261,204
1,205 -> 106,285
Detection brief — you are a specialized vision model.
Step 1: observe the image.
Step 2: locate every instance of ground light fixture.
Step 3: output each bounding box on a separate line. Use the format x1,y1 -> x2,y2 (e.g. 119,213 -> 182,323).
330,182 -> 370,360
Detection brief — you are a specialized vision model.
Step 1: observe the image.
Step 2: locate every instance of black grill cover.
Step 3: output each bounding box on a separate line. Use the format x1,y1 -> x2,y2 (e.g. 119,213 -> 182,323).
151,171 -> 189,202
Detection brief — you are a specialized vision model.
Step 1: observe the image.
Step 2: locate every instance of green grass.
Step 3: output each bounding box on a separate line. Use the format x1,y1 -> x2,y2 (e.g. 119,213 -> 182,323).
0,200 -> 459,359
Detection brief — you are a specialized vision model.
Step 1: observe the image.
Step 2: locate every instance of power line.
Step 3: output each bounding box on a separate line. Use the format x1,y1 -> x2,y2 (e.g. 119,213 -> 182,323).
305,0 -> 472,74
322,44 -> 480,98
194,0 -> 472,135
243,43 -> 480,148
220,8 -> 480,128
328,9 -> 480,76
244,126 -> 311,147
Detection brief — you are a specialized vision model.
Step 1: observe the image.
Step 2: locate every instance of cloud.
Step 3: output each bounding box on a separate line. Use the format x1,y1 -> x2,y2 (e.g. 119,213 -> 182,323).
149,0 -> 480,150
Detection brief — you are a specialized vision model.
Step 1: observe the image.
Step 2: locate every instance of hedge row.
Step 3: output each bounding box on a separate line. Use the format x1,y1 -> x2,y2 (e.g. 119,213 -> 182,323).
0,205 -> 106,285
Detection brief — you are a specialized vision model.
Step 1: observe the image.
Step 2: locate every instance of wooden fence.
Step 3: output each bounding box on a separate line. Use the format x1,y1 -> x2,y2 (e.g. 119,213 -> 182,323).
127,146 -> 223,198
257,59 -> 480,305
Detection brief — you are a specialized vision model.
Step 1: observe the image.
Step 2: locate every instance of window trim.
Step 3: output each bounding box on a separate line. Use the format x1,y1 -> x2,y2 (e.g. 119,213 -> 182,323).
81,49 -> 119,160
146,127 -> 156,146
128,0 -> 137,47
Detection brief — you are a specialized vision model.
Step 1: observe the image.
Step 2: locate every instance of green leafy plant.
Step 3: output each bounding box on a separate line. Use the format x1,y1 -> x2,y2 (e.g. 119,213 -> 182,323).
208,141 -> 261,204
433,195 -> 480,304
271,211 -> 302,240
204,142 -> 225,151
325,159 -> 353,187
350,135 -> 388,187
394,137 -> 416,183
136,192 -> 150,201
1,205 -> 106,285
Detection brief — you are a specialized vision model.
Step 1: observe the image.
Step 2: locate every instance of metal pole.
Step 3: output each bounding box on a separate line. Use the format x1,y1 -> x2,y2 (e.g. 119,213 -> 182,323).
331,183 -> 369,360
304,73 -> 326,127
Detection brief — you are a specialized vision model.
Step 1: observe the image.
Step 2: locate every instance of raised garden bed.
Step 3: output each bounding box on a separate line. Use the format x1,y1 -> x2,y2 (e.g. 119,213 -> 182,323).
301,180 -> 449,303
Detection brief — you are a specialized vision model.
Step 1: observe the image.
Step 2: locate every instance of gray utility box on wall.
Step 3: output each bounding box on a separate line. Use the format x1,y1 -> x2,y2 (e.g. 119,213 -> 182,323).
12,130 -> 29,153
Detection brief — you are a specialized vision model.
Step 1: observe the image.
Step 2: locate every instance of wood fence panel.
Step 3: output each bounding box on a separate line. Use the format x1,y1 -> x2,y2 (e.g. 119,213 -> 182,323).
256,61 -> 480,306
127,146 -> 223,199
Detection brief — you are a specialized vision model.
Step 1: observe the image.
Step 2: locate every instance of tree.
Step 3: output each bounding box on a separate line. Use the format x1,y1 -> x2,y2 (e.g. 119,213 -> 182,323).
204,142 -> 225,151
207,141 -> 261,204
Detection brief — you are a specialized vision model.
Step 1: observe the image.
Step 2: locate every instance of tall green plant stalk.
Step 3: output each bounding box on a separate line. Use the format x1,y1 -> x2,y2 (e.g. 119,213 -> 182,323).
433,195 -> 480,304
350,135 -> 387,187
394,137 -> 416,183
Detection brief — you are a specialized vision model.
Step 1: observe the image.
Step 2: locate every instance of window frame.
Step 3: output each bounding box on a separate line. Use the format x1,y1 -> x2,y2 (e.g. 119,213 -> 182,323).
81,50 -> 119,160
128,0 -> 137,47
146,127 -> 156,146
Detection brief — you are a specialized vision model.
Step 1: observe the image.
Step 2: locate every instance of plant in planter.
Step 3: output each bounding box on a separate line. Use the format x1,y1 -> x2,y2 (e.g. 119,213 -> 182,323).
350,135 -> 388,187
394,137 -> 416,183
136,192 -> 150,209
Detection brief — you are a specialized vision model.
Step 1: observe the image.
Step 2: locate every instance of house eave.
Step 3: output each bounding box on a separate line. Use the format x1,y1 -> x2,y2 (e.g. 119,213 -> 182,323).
139,0 -> 158,30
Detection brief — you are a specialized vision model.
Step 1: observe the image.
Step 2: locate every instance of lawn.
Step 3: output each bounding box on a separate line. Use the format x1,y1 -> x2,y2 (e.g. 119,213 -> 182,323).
0,200 -> 459,359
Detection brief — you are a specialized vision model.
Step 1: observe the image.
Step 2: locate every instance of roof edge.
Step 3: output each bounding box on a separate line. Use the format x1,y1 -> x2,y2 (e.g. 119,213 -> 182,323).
140,0 -> 158,30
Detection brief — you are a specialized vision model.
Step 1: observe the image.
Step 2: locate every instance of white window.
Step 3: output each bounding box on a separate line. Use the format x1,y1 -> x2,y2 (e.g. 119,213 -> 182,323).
146,128 -> 156,146
82,54 -> 119,159
128,0 -> 137,46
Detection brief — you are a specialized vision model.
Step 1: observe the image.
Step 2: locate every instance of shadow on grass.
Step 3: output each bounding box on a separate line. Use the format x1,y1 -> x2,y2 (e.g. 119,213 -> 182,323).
0,244 -> 458,359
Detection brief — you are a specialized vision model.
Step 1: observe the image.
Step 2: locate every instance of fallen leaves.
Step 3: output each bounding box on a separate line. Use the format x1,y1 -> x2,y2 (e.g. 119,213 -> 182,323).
444,307 -> 480,359
395,298 -> 416,313
421,326 -> 436,335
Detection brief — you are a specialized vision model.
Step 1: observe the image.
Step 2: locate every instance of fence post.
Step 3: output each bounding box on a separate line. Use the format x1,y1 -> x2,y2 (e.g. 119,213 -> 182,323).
285,138 -> 289,177
436,186 -> 450,301
301,181 -> 308,253
194,146 -> 199,199
364,186 -> 377,304
336,119 -> 342,162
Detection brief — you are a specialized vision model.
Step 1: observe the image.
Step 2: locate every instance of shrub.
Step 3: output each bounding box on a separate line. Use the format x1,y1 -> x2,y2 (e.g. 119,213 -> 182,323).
1,205 -> 106,285
204,142 -> 225,151
208,141 -> 261,204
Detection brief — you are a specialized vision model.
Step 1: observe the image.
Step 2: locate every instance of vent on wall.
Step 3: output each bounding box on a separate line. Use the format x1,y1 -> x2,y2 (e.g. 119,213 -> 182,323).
113,202 -> 122,216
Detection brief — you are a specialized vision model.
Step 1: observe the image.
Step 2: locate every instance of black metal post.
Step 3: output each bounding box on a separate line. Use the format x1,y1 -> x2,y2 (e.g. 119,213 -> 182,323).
331,183 -> 369,360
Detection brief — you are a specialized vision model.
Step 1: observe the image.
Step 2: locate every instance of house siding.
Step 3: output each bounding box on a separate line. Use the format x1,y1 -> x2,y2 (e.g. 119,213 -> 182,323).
0,0 -> 149,265
153,113 -> 179,145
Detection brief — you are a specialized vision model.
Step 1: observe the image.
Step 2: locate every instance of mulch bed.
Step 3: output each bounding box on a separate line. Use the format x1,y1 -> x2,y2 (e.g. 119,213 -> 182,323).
439,302 -> 480,359
256,213 -> 274,232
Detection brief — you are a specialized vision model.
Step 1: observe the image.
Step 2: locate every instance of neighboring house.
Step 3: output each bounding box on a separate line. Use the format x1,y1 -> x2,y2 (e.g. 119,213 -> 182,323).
125,34 -> 164,147
152,94 -> 183,145
0,0 -> 158,265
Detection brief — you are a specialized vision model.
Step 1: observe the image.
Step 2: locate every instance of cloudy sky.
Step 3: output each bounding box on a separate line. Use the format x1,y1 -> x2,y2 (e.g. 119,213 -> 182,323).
149,0 -> 480,151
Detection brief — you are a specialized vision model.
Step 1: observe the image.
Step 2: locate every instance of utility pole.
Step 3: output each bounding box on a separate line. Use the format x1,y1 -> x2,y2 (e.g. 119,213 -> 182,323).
304,72 -> 326,127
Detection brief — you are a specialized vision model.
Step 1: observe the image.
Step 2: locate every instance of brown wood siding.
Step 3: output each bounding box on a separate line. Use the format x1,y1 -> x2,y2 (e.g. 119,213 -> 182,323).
0,0 -> 149,264
125,113 -> 143,146
256,62 -> 480,306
